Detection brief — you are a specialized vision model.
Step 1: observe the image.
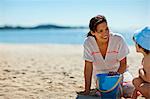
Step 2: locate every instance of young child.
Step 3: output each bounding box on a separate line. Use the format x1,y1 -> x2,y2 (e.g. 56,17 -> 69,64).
132,26 -> 150,99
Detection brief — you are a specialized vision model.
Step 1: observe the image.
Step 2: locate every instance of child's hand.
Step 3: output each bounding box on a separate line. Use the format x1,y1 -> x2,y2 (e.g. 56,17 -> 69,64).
139,68 -> 145,75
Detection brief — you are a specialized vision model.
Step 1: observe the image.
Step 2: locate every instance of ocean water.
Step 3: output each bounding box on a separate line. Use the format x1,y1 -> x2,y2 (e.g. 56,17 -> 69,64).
0,29 -> 134,45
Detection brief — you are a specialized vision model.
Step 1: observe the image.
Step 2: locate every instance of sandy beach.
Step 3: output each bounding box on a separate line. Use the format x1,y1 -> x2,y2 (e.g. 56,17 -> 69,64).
0,44 -> 144,99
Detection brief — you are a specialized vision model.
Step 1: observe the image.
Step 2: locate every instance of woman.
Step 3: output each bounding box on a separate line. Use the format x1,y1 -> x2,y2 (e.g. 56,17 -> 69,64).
79,15 -> 134,98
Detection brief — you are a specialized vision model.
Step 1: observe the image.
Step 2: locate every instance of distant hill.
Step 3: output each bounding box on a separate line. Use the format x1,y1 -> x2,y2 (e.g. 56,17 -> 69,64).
0,24 -> 87,30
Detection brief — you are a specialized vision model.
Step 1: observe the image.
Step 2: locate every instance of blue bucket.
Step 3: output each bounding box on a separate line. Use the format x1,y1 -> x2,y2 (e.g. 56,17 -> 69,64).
96,73 -> 122,99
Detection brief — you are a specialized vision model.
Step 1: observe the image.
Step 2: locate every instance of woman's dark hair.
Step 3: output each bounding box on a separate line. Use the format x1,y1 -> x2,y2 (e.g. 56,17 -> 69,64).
133,37 -> 150,54
87,15 -> 107,37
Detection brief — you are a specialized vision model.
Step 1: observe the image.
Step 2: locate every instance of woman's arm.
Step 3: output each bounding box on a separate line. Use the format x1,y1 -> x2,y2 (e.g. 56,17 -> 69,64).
84,60 -> 93,94
117,57 -> 127,74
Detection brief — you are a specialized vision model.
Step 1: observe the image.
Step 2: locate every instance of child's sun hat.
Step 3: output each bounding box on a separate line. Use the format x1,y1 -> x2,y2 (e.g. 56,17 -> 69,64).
133,26 -> 150,50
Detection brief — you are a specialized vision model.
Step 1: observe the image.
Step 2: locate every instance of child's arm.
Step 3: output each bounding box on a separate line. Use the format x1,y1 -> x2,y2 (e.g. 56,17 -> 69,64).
139,68 -> 150,83
131,89 -> 138,99
139,56 -> 150,83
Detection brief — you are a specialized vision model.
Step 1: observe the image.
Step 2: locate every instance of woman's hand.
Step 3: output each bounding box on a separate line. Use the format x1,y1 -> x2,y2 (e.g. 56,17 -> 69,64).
77,89 -> 101,96
108,71 -> 119,76
76,90 -> 90,95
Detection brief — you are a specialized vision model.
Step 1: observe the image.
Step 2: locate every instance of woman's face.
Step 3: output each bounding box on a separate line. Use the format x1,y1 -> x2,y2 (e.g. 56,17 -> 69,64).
92,22 -> 109,42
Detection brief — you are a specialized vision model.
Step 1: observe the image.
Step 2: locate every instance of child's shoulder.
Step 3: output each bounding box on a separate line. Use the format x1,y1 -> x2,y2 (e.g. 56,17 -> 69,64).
143,55 -> 150,75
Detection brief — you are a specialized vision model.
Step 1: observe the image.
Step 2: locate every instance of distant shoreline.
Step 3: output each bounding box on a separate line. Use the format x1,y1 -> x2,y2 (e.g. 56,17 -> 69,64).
0,24 -> 88,30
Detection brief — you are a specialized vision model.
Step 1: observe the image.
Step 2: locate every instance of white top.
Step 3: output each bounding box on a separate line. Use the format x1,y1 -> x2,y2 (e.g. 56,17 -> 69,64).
83,33 -> 129,80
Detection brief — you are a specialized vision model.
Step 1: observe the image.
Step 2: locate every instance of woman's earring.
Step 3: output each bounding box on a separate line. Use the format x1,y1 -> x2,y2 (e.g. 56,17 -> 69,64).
91,31 -> 95,36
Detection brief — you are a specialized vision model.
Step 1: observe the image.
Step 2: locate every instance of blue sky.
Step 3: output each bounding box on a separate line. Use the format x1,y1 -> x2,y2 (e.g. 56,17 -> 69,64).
0,0 -> 149,30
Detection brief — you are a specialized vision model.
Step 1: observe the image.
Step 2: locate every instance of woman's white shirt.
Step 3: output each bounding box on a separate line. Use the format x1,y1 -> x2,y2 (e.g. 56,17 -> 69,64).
83,33 -> 129,79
